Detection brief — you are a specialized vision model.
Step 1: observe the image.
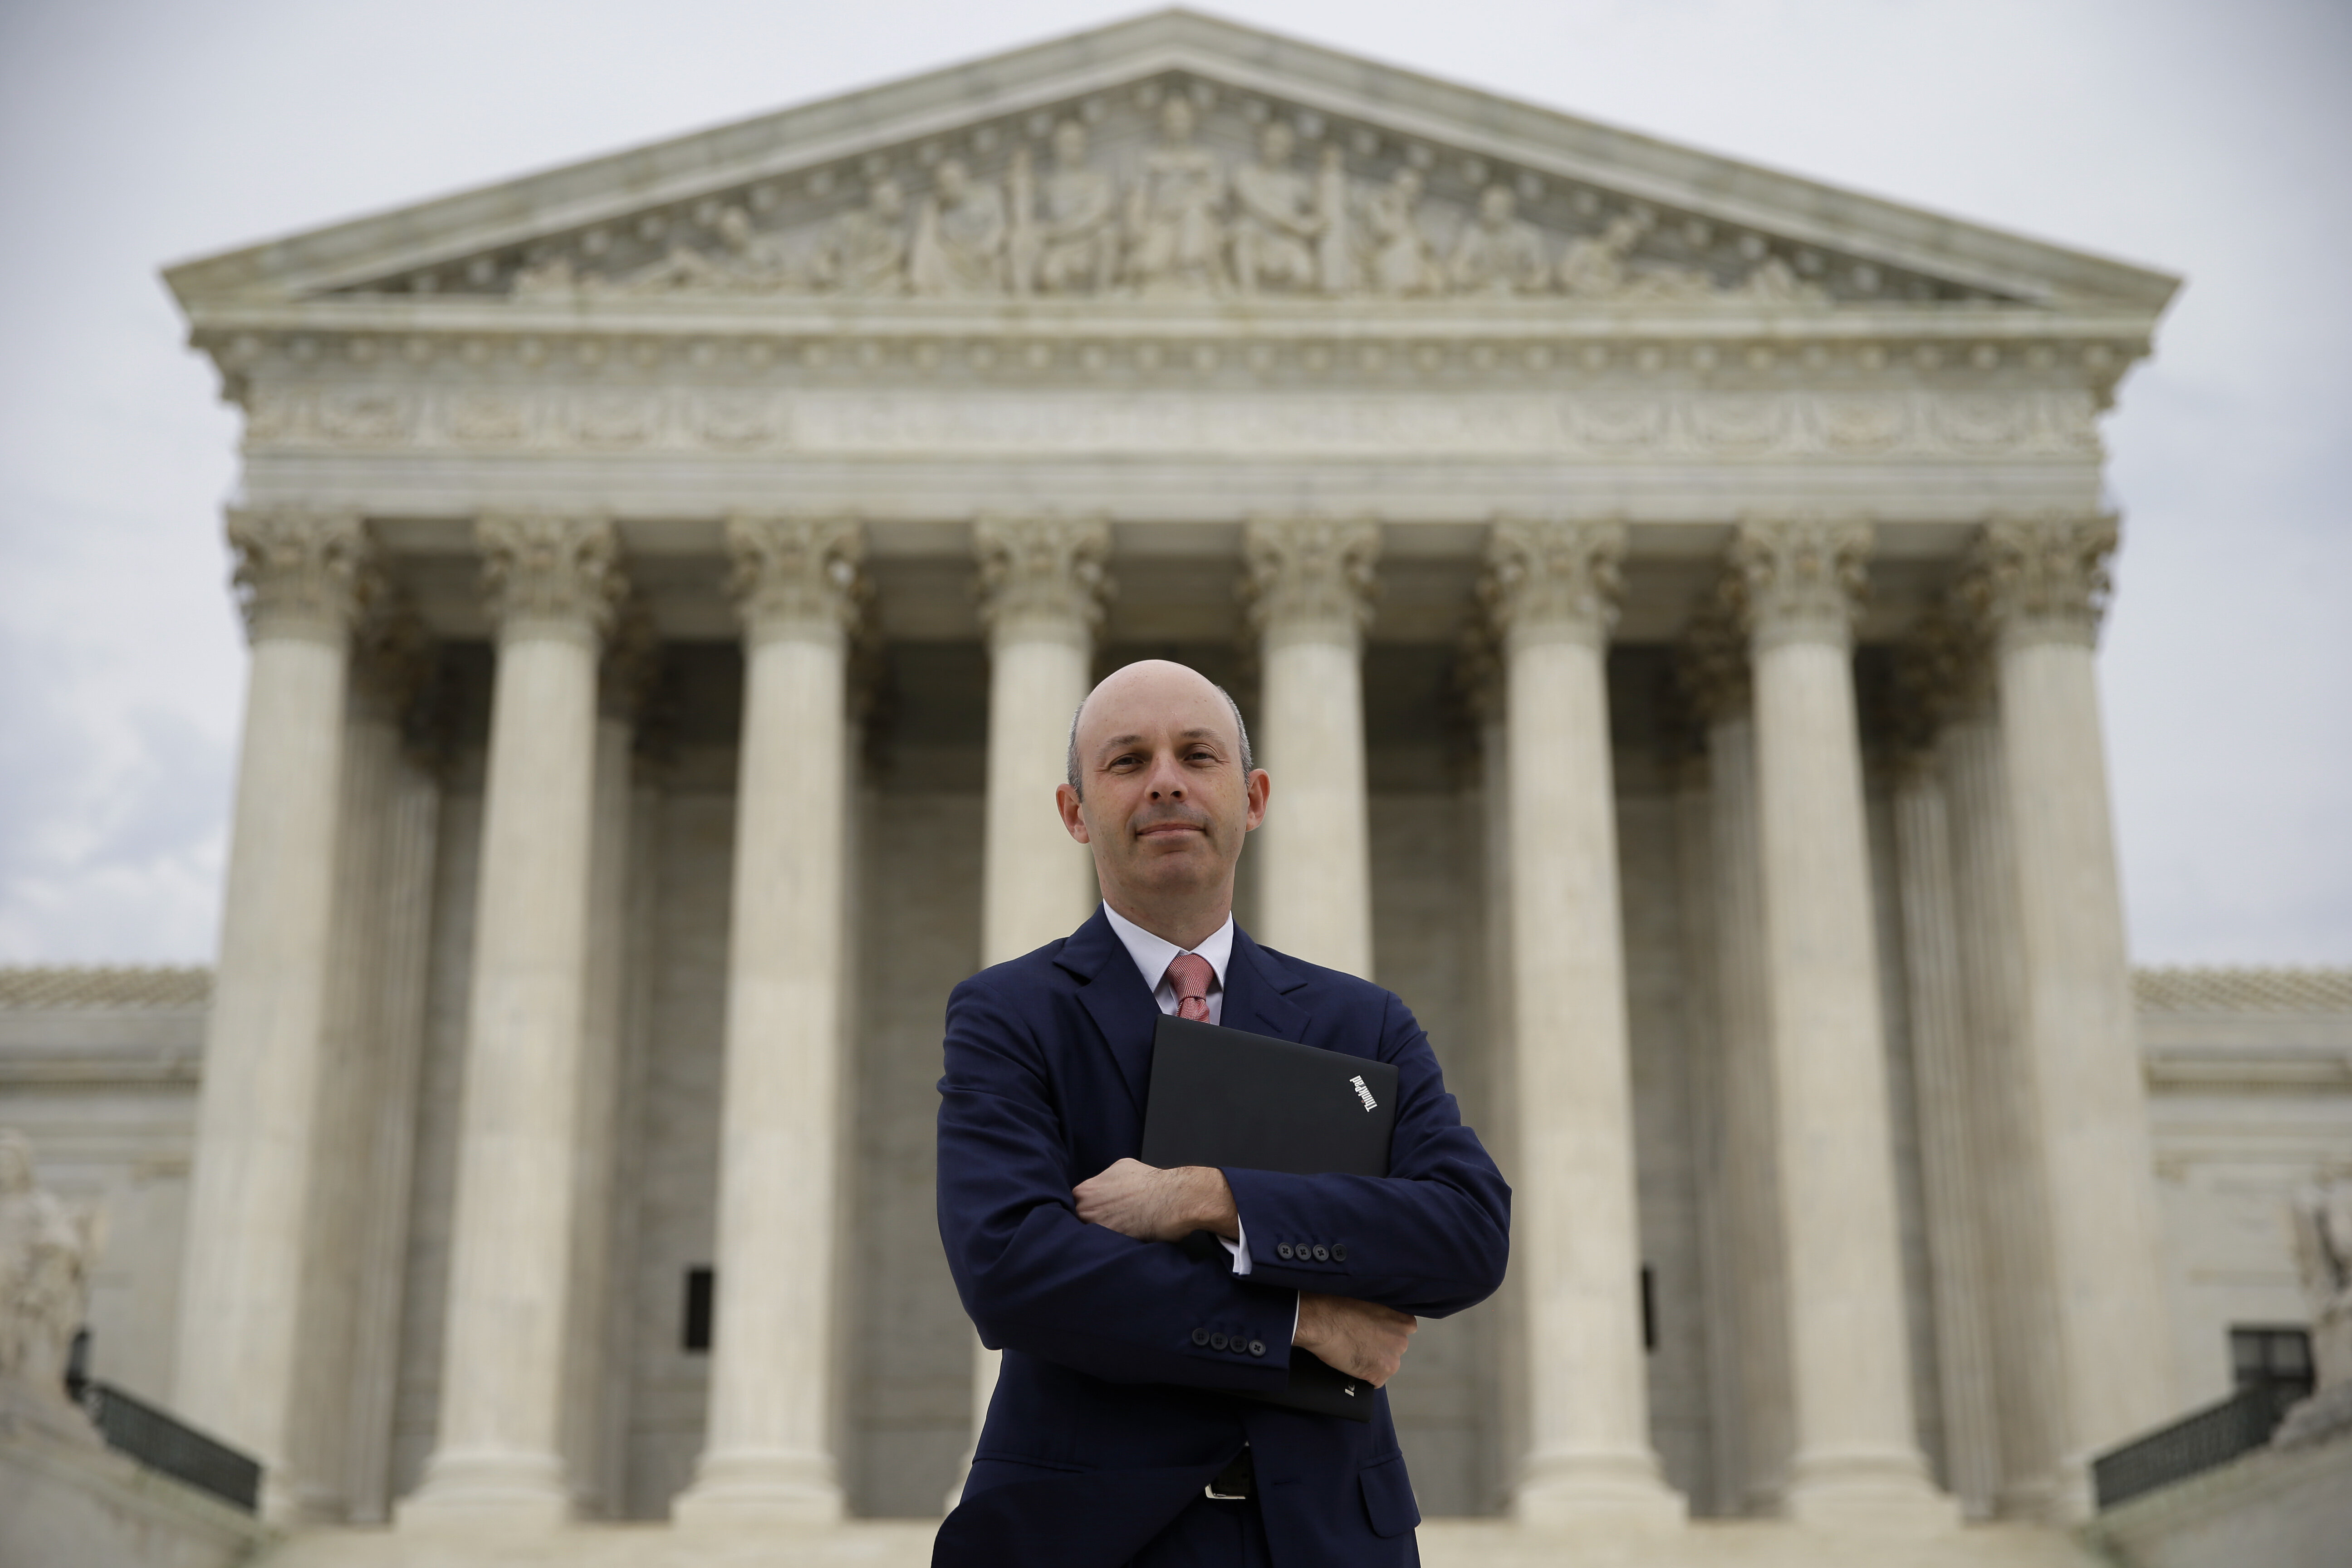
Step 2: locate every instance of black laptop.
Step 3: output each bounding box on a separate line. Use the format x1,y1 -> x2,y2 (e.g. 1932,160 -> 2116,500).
1140,1015 -> 1400,1421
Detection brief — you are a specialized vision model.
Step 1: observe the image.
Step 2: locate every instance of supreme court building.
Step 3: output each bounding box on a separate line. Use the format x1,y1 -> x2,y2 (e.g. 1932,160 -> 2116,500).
27,9 -> 2350,1560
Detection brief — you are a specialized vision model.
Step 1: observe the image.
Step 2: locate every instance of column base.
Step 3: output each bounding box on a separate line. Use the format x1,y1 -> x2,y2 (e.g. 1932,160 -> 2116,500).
1512,1450 -> 1687,1530
394,1449 -> 572,1532
671,1449 -> 843,1530
1784,1446 -> 1961,1532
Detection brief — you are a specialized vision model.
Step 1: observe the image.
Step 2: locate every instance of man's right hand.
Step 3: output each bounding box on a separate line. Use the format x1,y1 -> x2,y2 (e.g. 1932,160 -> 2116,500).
1293,1292 -> 1417,1387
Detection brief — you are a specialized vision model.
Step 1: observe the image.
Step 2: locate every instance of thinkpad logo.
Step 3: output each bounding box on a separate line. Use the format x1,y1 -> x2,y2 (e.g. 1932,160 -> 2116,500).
1349,1075 -> 1378,1112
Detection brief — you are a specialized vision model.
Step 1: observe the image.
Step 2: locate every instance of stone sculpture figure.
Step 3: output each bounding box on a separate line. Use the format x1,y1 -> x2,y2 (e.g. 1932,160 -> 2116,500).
2274,1179 -> 2352,1448
1556,210 -> 1715,302
1364,167 -> 1438,297
1556,212 -> 1651,299
909,160 -> 1008,297
1313,145 -> 1355,295
623,206 -> 798,294
1125,97 -> 1226,297
1009,121 -> 1121,296
2292,1181 -> 2352,1383
1446,184 -> 1550,296
1229,122 -> 1324,295
814,178 -> 910,295
0,1129 -> 101,1436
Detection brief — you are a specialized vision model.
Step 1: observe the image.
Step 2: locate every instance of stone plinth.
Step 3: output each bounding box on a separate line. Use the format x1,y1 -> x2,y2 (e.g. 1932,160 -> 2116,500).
0,1412 -> 265,1568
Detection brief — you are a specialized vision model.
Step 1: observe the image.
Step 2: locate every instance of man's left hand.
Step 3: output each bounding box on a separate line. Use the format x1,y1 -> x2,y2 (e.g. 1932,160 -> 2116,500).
1074,1158 -> 1238,1243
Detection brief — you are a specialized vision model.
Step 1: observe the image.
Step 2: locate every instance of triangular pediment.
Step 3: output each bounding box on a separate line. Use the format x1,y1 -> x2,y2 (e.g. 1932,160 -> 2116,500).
165,9 -> 2174,316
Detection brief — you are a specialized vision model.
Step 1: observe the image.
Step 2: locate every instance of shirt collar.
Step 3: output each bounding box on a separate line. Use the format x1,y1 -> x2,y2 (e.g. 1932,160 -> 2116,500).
1100,902 -> 1234,996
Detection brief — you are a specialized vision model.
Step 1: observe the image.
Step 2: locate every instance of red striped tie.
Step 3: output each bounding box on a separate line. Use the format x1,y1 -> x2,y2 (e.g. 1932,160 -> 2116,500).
1165,953 -> 1213,1023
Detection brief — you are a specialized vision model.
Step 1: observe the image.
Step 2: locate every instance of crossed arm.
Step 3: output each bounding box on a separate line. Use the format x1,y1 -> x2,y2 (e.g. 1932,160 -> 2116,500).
1073,1158 -> 1421,1386
938,980 -> 1510,1397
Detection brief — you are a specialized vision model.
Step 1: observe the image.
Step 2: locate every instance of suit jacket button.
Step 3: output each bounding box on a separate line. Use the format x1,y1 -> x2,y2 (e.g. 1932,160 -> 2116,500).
1192,1328 -> 1210,1346
1331,1244 -> 1347,1262
1277,1243 -> 1294,1260
1248,1340 -> 1267,1357
1210,1333 -> 1230,1350
1312,1245 -> 1330,1262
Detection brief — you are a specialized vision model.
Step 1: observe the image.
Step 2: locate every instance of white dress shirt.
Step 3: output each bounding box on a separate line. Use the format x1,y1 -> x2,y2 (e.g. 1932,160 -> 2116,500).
1099,903 -> 1252,1276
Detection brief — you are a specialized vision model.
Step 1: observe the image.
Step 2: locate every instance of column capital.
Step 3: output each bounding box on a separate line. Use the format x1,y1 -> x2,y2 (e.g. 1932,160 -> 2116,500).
725,513 -> 865,645
974,513 -> 1112,642
600,598 -> 665,722
1962,511 -> 2117,650
1890,603 -> 1996,762
1676,594 -> 1752,725
227,507 -> 372,645
350,587 -> 440,747
1730,515 -> 1872,652
476,513 -> 624,645
1244,515 -> 1380,640
1482,516 -> 1624,651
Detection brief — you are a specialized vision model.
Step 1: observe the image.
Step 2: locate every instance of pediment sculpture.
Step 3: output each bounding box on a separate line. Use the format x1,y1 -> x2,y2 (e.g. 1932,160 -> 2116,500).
512,93 -> 1833,308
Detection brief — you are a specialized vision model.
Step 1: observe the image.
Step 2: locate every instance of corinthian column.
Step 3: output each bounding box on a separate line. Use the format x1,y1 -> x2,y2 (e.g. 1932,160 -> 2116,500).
958,514 -> 1112,1500
175,508 -> 369,1522
977,514 -> 1110,965
1731,516 -> 1952,1529
1888,623 -> 2003,1517
401,514 -> 622,1529
1937,666 -> 2068,1518
1488,519 -> 1683,1529
675,516 -> 863,1527
1244,516 -> 1378,978
1677,606 -> 1793,1515
1969,513 -> 2175,1516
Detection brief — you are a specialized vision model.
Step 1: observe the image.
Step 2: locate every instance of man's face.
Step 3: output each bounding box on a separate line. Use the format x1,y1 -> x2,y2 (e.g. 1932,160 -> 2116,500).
1059,662 -> 1268,909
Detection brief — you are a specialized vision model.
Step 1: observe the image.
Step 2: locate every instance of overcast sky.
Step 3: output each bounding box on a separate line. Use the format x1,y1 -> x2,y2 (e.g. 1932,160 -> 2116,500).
1,0 -> 2345,967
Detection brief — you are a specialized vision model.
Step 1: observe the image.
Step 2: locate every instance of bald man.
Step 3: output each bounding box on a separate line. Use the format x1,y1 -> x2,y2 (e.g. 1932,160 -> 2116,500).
934,661 -> 1510,1568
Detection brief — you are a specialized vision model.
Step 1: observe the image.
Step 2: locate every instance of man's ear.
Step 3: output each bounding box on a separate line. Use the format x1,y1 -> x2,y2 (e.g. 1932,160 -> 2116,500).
1243,768 -> 1270,832
1057,783 -> 1092,844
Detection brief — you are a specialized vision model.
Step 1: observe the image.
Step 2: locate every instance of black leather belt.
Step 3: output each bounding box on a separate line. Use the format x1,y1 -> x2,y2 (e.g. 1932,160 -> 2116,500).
1205,1448 -> 1255,1501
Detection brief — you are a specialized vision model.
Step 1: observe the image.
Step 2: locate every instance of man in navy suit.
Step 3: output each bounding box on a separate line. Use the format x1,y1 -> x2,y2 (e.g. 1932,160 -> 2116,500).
935,660 -> 1511,1567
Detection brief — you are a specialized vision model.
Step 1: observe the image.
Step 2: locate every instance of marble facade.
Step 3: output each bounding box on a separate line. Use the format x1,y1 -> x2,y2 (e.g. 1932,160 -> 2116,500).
10,10 -> 2333,1558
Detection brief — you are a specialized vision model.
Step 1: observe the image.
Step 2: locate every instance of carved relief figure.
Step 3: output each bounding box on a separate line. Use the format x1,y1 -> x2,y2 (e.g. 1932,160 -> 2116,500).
626,206 -> 798,294
1009,121 -> 1121,296
814,178 -> 910,295
1124,97 -> 1227,297
909,160 -> 1008,296
0,1129 -> 100,1428
1556,212 -> 1649,299
1364,167 -> 1438,297
1724,254 -> 1828,304
1446,184 -> 1550,296
1313,145 -> 1355,294
1229,121 -> 1324,295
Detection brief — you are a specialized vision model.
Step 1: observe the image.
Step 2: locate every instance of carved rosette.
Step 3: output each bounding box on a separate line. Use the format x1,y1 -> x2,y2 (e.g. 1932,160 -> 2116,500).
1730,514 -> 1872,652
226,507 -> 372,644
973,514 -> 1113,643
476,513 -> 626,644
1242,516 -> 1380,643
1676,595 -> 1752,725
725,514 -> 866,647
1480,516 -> 1625,651
1962,511 -> 2118,650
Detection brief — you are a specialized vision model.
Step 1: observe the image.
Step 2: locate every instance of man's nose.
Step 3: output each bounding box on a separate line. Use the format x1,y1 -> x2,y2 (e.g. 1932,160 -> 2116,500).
1145,755 -> 1187,799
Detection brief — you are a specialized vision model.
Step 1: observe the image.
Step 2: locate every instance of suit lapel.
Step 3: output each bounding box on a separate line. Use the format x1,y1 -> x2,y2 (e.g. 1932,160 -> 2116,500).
1220,927 -> 1312,1044
1059,908 -> 1161,1113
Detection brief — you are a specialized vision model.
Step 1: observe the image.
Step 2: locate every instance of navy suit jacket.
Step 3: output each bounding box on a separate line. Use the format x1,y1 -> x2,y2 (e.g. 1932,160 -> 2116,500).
934,907 -> 1511,1568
